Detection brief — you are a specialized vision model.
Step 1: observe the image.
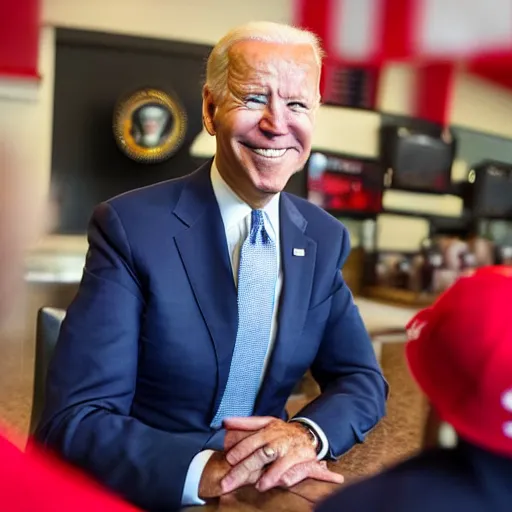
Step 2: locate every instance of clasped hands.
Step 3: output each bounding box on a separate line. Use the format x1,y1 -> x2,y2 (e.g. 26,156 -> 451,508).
199,417 -> 344,503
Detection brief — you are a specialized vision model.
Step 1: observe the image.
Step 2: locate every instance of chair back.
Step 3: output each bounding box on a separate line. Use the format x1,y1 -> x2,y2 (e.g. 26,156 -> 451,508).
29,307 -> 66,435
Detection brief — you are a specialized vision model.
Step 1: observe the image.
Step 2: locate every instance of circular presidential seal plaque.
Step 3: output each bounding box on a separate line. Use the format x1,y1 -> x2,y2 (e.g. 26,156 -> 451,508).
113,88 -> 187,163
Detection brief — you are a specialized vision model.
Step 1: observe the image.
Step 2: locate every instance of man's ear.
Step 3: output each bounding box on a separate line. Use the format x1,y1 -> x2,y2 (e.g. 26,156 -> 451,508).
202,85 -> 217,136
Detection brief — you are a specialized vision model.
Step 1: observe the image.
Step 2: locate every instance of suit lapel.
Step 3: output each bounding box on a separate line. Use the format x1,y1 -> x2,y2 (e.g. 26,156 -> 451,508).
255,194 -> 317,414
173,163 -> 238,411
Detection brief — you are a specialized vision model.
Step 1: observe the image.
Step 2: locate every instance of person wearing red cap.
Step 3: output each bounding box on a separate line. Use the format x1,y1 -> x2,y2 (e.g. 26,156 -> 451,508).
316,265 -> 512,512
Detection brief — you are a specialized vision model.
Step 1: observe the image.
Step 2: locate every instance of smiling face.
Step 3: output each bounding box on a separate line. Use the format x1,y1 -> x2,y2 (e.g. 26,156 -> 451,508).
203,40 -> 320,207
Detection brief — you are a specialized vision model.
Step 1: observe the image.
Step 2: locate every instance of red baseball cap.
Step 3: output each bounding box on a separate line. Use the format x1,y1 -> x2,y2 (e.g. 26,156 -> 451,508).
405,266 -> 512,457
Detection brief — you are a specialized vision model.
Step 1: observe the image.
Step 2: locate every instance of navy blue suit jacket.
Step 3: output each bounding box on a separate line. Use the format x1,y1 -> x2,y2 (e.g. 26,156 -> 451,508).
35,162 -> 387,510
317,441 -> 512,512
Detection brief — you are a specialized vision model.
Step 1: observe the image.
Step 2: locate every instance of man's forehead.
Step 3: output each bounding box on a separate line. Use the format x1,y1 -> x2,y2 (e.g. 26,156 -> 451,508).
228,40 -> 318,73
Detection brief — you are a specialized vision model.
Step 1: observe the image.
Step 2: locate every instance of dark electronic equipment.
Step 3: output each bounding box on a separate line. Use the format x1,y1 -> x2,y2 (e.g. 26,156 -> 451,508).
465,160 -> 512,219
322,64 -> 378,109
380,125 -> 456,193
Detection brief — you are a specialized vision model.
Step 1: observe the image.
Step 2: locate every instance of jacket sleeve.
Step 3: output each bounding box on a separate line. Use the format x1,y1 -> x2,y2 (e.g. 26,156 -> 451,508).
35,202 -> 210,511
293,226 -> 389,458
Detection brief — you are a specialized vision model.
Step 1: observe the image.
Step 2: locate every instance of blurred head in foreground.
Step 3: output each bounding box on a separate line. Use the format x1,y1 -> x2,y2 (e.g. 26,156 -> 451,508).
0,138 -> 51,323
406,265 -> 512,457
0,142 -> 139,510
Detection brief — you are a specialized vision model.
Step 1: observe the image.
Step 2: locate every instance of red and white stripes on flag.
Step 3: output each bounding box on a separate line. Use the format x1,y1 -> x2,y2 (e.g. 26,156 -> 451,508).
294,0 -> 512,125
295,0 -> 512,65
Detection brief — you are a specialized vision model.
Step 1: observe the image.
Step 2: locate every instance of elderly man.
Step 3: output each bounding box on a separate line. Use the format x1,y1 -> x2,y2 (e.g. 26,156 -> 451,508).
36,21 -> 387,511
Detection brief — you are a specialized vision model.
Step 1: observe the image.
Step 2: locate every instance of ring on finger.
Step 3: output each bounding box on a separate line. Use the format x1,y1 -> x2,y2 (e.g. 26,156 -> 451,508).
262,445 -> 276,460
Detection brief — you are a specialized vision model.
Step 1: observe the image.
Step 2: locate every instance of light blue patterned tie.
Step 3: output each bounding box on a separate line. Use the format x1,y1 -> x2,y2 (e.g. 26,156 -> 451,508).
211,209 -> 278,428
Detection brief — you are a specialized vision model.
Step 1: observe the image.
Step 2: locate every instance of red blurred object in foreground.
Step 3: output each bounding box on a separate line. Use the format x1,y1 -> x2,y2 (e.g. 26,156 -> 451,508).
294,0 -> 512,125
0,429 -> 139,511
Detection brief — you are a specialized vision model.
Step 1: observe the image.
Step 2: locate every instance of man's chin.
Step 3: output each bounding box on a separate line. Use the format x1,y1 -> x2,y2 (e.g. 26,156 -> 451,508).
255,180 -> 288,196
256,170 -> 296,193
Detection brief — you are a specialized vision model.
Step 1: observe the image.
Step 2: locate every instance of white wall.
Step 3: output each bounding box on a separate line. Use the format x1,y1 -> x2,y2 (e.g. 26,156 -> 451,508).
42,0 -> 293,45
450,71 -> 512,139
376,64 -> 416,117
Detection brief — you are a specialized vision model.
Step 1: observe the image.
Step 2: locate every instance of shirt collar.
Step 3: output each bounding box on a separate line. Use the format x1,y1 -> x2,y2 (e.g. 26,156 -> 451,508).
210,158 -> 280,238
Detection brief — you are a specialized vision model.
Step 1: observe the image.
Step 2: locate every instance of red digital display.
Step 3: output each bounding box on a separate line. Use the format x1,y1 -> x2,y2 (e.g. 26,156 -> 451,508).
307,152 -> 383,214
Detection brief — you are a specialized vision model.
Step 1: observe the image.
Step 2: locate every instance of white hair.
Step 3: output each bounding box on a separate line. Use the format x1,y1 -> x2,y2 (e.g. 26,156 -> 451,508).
205,21 -> 324,103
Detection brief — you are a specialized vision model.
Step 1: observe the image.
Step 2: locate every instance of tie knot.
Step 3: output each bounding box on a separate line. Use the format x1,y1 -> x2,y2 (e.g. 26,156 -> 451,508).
249,210 -> 270,244
251,209 -> 264,230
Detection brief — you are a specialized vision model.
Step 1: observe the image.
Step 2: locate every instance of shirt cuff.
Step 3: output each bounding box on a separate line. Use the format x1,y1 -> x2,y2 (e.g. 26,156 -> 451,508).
290,417 -> 330,460
181,449 -> 215,506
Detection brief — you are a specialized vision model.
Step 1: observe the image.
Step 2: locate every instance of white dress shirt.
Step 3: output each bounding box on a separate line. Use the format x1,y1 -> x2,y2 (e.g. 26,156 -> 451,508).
182,161 -> 328,506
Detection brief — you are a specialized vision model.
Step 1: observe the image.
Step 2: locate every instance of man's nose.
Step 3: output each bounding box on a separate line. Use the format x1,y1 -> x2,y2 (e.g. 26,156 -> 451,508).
259,104 -> 289,136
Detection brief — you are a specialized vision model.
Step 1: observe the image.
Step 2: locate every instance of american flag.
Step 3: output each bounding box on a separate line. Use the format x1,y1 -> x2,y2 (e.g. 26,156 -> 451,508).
294,0 -> 512,65
295,0 -> 512,124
